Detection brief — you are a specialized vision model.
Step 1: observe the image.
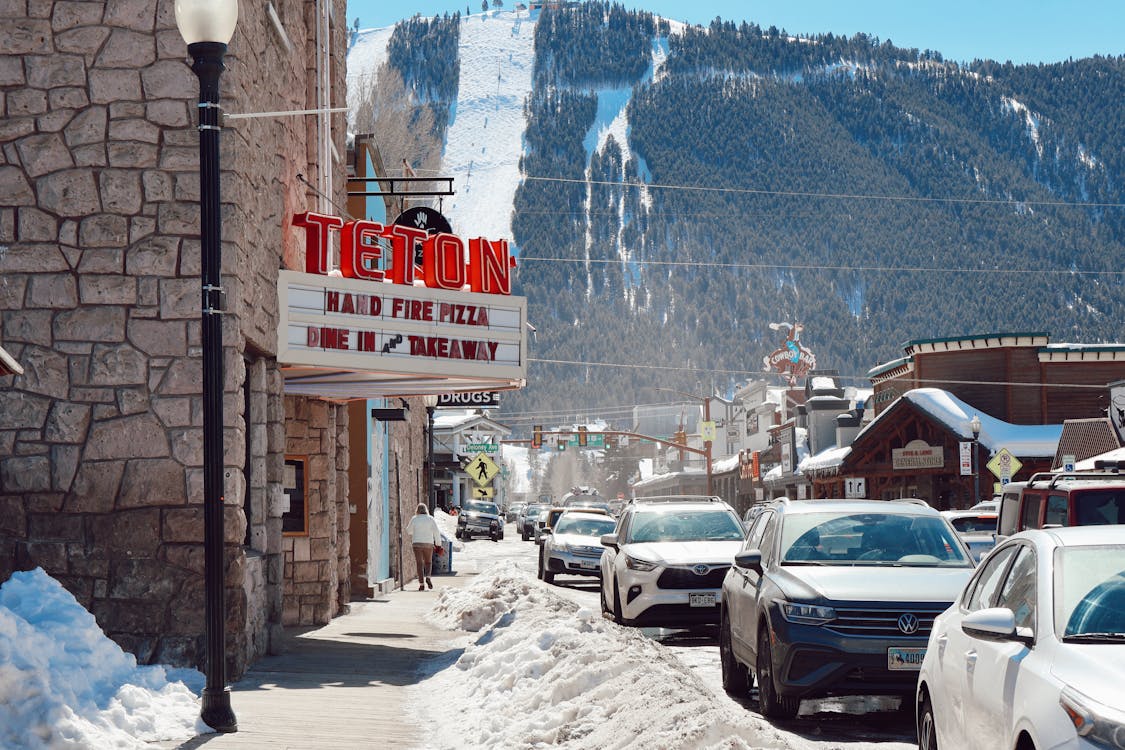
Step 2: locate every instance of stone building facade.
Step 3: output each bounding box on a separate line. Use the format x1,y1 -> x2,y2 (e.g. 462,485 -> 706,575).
0,0 -> 368,679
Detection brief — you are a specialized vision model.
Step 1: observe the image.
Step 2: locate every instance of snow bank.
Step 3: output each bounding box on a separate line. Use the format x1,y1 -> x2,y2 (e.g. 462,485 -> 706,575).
0,568 -> 206,750
413,562 -> 798,749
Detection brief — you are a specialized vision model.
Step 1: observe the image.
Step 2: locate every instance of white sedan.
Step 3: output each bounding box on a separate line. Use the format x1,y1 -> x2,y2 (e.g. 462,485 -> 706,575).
916,526 -> 1125,750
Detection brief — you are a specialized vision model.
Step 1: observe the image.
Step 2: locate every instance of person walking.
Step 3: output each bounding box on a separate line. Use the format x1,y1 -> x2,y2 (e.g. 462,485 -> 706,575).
407,503 -> 442,591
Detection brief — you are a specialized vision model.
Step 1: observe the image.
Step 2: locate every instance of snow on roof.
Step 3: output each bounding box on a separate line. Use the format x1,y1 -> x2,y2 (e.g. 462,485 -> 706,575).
631,466 -> 705,489
887,388 -> 1062,458
1074,446 -> 1125,471
810,376 -> 837,391
0,569 -> 205,748
712,454 -> 740,473
800,445 -> 851,473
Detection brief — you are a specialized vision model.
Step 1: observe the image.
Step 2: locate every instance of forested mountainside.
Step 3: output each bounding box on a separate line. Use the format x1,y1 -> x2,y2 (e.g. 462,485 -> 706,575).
360,4 -> 1125,425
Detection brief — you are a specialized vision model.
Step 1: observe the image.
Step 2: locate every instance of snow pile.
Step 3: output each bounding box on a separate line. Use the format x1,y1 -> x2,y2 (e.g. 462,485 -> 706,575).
0,568 -> 206,750
433,509 -> 465,551
413,563 -> 797,749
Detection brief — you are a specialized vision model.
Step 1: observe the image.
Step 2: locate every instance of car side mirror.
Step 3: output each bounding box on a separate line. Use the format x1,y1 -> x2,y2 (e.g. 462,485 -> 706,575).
961,607 -> 1032,646
536,530 -> 550,545
734,550 -> 763,574
600,533 -> 619,551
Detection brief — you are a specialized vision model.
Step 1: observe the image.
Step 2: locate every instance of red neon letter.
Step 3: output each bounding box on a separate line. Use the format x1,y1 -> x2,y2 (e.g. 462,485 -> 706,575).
423,233 -> 467,291
294,212 -> 344,275
341,220 -> 386,281
385,225 -> 427,285
468,238 -> 515,295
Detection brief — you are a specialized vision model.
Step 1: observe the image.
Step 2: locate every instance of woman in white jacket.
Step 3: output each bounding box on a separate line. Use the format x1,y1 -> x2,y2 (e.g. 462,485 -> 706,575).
407,503 -> 443,591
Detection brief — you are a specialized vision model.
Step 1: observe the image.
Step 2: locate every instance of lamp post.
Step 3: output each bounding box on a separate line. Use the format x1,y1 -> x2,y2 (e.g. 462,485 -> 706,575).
970,414 -> 982,509
174,0 -> 238,733
423,395 -> 440,512
653,387 -> 714,495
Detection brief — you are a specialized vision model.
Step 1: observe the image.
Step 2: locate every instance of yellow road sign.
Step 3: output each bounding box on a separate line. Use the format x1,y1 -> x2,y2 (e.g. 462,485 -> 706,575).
987,448 -> 1023,483
467,452 -> 500,486
471,486 -> 495,498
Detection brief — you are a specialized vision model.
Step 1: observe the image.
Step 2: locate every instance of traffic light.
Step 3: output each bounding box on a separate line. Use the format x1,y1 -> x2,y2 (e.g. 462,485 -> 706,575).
577,426 -> 587,447
532,425 -> 542,449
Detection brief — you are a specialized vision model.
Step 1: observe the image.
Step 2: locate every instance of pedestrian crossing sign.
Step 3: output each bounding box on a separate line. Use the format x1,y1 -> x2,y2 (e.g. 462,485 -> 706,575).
467,452 -> 500,486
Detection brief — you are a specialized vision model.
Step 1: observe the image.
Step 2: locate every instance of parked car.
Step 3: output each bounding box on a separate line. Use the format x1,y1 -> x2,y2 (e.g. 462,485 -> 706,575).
940,509 -> 998,562
537,511 -> 618,583
535,505 -> 609,542
599,496 -> 746,627
519,503 -> 549,541
916,526 -> 1125,750
456,500 -> 503,541
562,497 -> 613,515
996,470 -> 1125,543
968,499 -> 999,513
719,499 -> 976,719
506,502 -> 526,524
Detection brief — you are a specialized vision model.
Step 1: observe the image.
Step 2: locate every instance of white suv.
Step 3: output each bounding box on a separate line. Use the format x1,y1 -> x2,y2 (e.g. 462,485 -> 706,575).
599,497 -> 746,627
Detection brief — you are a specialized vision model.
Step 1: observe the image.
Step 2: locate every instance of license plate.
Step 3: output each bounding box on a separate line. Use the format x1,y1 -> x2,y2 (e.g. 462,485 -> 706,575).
578,560 -> 598,569
888,647 -> 926,670
688,593 -> 716,607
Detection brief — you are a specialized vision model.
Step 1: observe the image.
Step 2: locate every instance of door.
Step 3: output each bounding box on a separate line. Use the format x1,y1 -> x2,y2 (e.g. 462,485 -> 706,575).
962,544 -> 1036,749
729,510 -> 772,657
937,543 -> 1018,748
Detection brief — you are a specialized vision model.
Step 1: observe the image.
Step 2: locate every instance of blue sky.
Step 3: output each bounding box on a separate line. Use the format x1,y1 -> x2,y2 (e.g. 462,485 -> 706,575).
347,0 -> 1124,65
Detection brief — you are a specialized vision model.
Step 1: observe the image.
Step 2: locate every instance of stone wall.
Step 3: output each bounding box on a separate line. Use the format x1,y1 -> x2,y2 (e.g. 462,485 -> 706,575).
0,0 -> 348,679
387,399 -> 428,589
281,395 -> 349,625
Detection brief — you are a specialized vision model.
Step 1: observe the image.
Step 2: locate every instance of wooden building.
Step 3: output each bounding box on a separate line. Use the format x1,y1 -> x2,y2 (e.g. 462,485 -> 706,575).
869,333 -> 1125,424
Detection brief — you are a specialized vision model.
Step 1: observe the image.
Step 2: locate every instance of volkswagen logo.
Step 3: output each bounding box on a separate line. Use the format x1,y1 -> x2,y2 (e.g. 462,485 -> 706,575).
692,564 -> 711,576
897,613 -> 920,635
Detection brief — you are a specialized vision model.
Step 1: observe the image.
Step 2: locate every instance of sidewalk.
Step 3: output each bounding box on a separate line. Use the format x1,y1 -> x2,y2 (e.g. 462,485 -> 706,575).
158,571 -> 475,750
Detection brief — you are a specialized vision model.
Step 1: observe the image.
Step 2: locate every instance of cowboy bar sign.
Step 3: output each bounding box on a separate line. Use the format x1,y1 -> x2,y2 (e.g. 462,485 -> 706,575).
278,212 -> 526,381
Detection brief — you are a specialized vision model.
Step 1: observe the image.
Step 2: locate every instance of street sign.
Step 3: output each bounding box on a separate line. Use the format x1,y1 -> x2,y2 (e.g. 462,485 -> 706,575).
959,442 -> 973,476
465,442 -> 498,454
987,448 -> 1022,485
471,486 -> 495,498
563,433 -> 605,448
467,452 -> 500,486
1062,454 -> 1076,472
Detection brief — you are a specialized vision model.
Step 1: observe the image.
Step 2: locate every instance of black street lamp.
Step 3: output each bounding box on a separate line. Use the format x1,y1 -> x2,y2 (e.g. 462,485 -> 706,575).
970,414 -> 983,509
174,0 -> 238,733
423,395 -> 439,512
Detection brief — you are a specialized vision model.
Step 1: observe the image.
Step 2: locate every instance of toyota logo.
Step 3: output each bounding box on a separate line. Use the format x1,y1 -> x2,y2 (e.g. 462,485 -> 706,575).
692,564 -> 711,576
897,613 -> 920,635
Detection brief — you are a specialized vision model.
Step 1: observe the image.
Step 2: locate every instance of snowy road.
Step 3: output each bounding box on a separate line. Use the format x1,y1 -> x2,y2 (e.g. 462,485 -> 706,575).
429,519 -> 918,749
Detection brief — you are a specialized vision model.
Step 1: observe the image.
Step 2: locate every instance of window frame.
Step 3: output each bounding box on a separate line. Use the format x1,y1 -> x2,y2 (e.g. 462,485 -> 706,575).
282,454 -> 310,537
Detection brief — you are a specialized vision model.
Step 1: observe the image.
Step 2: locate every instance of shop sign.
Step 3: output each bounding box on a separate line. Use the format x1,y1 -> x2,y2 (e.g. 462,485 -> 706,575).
278,271 -> 525,380
763,322 -> 816,386
892,440 -> 944,470
438,391 -> 500,408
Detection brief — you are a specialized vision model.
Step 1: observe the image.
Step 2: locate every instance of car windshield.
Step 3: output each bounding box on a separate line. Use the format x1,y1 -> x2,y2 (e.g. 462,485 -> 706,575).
569,502 -> 610,513
780,512 -> 973,567
554,516 -> 617,537
626,510 -> 745,543
950,515 -> 997,534
526,506 -> 545,518
465,502 -> 498,515
1056,546 -> 1125,639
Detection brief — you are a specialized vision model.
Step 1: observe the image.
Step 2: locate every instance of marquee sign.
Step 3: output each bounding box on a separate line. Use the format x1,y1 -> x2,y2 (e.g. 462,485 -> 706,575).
279,211 -> 527,393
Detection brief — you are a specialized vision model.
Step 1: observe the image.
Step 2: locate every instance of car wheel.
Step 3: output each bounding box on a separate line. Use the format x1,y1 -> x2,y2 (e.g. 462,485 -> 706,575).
917,694 -> 939,750
521,530 -> 528,541
455,529 -> 462,540
537,551 -> 544,580
756,626 -> 799,719
543,567 -> 555,584
612,578 -> 624,625
600,579 -> 611,615
720,608 -> 751,695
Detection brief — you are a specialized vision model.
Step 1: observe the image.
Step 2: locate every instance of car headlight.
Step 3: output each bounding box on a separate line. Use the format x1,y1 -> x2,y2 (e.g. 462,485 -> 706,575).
1061,687 -> 1125,749
624,554 -> 658,571
780,602 -> 837,625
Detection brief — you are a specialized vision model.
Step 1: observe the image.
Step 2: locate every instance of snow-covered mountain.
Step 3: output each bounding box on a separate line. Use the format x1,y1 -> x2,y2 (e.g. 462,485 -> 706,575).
347,7 -> 1125,421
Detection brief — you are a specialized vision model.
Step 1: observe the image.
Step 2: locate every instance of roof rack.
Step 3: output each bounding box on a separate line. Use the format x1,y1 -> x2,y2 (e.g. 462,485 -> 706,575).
892,497 -> 930,507
630,495 -> 724,504
1026,470 -> 1125,490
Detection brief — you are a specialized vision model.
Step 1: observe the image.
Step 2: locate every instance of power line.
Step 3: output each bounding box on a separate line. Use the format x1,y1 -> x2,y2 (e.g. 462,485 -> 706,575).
515,256 -> 1125,277
526,356 -> 1115,391
524,175 -> 1125,210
